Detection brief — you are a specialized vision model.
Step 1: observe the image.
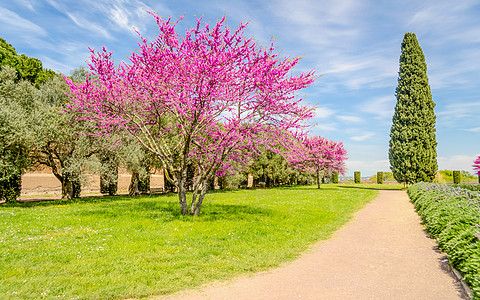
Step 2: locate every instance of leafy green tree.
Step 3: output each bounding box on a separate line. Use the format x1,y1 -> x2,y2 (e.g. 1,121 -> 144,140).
28,73 -> 100,200
116,139 -> 156,196
0,37 -> 55,86
99,150 -> 119,196
249,150 -> 295,187
389,32 -> 437,184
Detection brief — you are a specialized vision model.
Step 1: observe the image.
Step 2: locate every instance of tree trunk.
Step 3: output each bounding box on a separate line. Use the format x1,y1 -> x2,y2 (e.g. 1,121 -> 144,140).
61,173 -> 74,200
316,169 -> 321,189
177,176 -> 189,215
129,171 -> 141,196
190,182 -> 199,215
193,180 -> 209,216
72,178 -> 81,198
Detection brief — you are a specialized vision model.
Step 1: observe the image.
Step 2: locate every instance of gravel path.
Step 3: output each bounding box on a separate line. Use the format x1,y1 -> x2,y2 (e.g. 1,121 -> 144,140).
161,190 -> 468,300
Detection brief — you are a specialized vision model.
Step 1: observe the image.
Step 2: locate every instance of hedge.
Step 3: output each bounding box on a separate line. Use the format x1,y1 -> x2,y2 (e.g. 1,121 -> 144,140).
408,182 -> 480,299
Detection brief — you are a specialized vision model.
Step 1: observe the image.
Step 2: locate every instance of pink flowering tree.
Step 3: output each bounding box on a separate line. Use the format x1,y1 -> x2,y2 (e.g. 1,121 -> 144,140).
473,155 -> 480,183
287,136 -> 347,188
65,12 -> 316,215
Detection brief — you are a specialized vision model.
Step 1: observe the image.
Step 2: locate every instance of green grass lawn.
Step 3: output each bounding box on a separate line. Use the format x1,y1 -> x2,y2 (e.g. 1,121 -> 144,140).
1,185 -> 378,299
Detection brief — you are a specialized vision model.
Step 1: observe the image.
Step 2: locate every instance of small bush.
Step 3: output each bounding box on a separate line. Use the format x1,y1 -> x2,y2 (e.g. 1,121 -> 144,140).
332,172 -> 339,184
453,170 -> 461,184
354,171 -> 361,184
0,174 -> 21,202
377,171 -> 383,184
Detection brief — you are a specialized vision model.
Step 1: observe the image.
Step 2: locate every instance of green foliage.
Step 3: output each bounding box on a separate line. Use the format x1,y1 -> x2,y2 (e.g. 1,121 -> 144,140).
0,186 -> 377,299
0,174 -> 21,202
219,173 -> 247,190
389,32 -> 437,184
407,183 -> 480,298
354,171 -> 361,184
249,150 -> 312,187
115,139 -> 157,195
377,171 -> 383,184
29,73 -> 100,200
453,170 -> 461,184
0,66 -> 33,202
99,151 -> 118,196
0,37 -> 55,86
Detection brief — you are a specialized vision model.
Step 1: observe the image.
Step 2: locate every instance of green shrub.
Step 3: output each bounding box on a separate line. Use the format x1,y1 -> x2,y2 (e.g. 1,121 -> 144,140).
453,170 -> 461,184
377,172 -> 383,184
354,171 -> 361,184
0,173 -> 21,202
332,172 -> 339,184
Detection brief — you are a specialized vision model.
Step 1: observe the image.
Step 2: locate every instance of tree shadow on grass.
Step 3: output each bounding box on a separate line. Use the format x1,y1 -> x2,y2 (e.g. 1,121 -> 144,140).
10,192 -> 274,223
69,198 -> 273,223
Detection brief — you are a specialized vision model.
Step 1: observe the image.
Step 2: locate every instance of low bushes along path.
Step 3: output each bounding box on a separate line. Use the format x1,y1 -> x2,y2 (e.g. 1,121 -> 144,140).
162,190 -> 469,299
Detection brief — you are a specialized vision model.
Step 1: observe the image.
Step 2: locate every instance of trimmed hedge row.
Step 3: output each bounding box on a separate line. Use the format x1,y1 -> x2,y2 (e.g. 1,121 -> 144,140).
408,183 -> 480,299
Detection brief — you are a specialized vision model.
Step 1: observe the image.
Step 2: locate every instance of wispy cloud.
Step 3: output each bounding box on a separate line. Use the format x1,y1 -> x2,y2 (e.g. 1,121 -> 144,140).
66,12 -> 113,40
464,127 -> 480,133
17,0 -> 35,11
437,101 -> 480,119
0,6 -> 47,36
337,115 -> 363,123
106,1 -> 168,36
361,96 -> 395,119
350,132 -> 374,141
312,122 -> 338,132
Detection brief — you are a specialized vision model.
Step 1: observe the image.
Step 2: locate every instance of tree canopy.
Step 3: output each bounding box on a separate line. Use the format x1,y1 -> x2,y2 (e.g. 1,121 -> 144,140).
389,32 -> 437,184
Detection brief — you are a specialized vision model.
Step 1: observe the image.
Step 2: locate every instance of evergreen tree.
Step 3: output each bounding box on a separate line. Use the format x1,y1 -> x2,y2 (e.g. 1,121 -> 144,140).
389,32 -> 437,184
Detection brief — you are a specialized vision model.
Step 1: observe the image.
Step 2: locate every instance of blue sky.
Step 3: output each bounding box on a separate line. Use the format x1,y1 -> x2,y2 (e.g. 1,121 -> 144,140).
1,0 -> 479,176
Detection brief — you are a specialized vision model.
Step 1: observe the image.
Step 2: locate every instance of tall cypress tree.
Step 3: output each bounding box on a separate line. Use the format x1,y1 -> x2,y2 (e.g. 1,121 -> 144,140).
389,32 -> 437,184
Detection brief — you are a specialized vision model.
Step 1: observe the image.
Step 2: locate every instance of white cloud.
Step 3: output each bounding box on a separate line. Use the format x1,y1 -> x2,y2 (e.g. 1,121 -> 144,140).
0,6 -> 47,36
313,106 -> 336,119
350,132 -> 374,141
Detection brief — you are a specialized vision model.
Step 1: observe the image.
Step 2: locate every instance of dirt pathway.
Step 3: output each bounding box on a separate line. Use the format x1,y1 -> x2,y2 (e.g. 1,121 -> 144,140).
161,190 -> 468,300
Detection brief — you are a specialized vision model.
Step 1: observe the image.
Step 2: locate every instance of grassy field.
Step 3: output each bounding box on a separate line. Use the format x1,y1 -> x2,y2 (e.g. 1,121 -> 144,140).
1,185 -> 380,299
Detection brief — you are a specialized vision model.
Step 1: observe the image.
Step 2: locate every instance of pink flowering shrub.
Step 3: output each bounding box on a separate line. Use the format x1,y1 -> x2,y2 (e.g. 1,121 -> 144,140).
286,135 -> 347,188
473,155 -> 480,177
